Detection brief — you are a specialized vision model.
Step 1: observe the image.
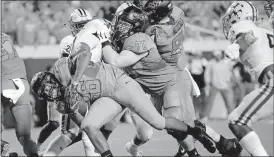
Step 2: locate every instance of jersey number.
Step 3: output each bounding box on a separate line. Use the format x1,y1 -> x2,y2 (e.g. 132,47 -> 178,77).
65,45 -> 71,53
79,79 -> 101,102
267,33 -> 274,48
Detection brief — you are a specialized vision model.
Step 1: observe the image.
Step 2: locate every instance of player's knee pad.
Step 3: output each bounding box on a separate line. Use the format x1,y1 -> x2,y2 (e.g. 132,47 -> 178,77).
167,129 -> 188,141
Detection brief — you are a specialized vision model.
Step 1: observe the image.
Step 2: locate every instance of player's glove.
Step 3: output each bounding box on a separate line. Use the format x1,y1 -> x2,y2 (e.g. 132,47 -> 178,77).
63,83 -> 83,114
224,43 -> 240,60
55,101 -> 66,114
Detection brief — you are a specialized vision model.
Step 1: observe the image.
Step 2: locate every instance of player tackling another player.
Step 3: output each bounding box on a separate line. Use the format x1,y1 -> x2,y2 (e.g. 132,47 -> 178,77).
6,0 -> 271,156
30,5 -> 218,157
223,1 -> 274,156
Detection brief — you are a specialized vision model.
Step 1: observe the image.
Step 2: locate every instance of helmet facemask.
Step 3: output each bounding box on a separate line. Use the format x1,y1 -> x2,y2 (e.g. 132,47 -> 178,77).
222,1 -> 258,39
112,6 -> 150,50
69,20 -> 90,35
31,72 -> 64,102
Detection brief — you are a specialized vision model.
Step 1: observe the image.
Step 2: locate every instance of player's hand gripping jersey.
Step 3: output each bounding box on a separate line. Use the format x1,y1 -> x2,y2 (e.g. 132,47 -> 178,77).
145,6 -> 185,68
122,32 -> 177,95
1,33 -> 27,82
228,20 -> 274,81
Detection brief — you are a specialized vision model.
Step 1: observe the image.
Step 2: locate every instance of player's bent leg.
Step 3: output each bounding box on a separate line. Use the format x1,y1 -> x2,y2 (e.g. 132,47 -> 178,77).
114,76 -> 214,151
228,82 -> 274,156
37,102 -> 61,150
80,97 -> 123,156
163,106 -> 199,157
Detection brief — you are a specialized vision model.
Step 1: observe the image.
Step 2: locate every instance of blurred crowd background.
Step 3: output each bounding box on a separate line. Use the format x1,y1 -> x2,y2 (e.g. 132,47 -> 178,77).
2,1 -> 268,46
1,1 -> 268,127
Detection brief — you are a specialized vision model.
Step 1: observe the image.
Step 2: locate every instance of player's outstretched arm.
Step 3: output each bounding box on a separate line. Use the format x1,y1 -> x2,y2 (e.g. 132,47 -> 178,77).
71,42 -> 92,84
102,45 -> 148,68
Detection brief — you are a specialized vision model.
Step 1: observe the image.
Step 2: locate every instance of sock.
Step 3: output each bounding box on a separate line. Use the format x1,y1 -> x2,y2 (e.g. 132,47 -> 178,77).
82,132 -> 97,156
205,125 -> 221,143
101,150 -> 113,157
239,131 -> 268,156
187,148 -> 198,157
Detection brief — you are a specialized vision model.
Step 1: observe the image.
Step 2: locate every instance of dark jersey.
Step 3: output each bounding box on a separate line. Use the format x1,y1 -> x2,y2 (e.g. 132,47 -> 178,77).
1,33 -> 27,81
122,32 -> 177,95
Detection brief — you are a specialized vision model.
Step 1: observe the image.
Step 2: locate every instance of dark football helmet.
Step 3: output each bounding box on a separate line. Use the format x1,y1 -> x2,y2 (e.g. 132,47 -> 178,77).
143,0 -> 173,24
112,5 -> 150,51
31,71 -> 64,102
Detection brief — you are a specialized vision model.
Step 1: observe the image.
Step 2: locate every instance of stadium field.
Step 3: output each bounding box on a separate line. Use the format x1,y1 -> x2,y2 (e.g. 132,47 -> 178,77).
2,119 -> 273,156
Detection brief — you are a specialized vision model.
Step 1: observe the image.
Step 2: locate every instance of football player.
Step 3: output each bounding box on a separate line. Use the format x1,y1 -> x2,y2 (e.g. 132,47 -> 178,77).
105,4 -> 216,155
1,33 -> 38,156
264,0 -> 274,27
119,1 -> 242,157
40,8 -> 117,157
30,7 -> 214,157
222,1 -> 273,156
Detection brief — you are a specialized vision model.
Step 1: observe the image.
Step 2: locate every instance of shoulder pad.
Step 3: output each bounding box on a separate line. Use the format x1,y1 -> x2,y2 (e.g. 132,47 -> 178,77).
60,35 -> 75,56
123,33 -> 156,54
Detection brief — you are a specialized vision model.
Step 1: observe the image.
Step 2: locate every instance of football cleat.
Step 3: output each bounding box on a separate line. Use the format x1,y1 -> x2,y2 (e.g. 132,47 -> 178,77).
216,138 -> 243,157
174,146 -> 186,157
1,140 -> 9,156
125,141 -> 143,157
191,126 -> 216,153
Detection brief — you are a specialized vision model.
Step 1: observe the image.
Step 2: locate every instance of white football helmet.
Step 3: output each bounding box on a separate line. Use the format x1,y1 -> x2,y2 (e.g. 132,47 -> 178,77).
222,1 -> 258,39
69,8 -> 93,35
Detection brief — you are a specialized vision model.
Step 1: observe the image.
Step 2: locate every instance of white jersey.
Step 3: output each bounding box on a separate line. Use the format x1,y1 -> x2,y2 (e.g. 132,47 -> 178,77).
229,20 -> 274,80
72,19 -> 109,63
59,34 -> 75,57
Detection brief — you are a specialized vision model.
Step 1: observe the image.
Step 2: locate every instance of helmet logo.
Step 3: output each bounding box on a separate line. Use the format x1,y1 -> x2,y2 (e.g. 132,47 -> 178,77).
231,3 -> 244,20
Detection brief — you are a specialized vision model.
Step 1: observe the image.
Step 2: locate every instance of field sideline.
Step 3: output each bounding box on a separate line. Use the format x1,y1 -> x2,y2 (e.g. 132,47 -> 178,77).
2,119 -> 273,156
